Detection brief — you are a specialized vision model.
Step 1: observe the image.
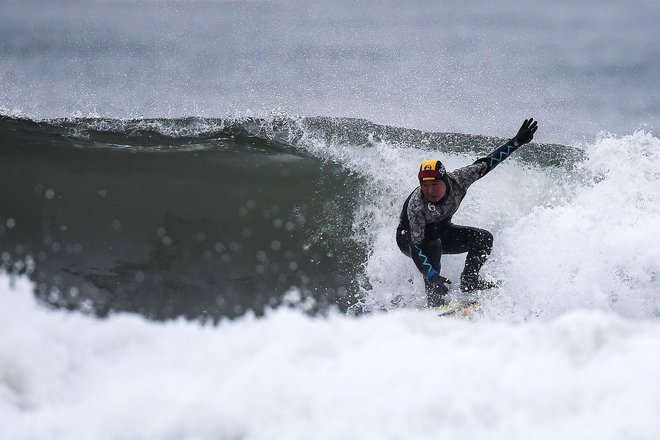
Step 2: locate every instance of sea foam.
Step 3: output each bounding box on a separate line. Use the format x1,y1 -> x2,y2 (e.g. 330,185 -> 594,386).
2,272 -> 660,440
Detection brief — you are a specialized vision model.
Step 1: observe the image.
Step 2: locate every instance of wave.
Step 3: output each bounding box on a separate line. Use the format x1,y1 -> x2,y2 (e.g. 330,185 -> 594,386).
2,113 -> 657,321
2,113 -> 578,161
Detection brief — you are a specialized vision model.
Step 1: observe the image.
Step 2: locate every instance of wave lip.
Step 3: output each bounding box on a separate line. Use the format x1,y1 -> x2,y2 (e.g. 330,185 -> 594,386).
1,113 -> 579,163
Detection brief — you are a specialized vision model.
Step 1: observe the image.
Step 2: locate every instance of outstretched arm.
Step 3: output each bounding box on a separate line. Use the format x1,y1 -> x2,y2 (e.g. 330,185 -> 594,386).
474,118 -> 538,176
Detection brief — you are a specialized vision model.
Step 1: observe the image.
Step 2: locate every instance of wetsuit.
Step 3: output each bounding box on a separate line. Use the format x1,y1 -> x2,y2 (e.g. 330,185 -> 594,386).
396,122 -> 535,297
396,162 -> 492,282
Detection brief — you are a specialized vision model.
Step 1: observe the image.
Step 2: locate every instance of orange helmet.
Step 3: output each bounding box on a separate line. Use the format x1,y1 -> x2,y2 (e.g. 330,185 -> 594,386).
418,159 -> 447,182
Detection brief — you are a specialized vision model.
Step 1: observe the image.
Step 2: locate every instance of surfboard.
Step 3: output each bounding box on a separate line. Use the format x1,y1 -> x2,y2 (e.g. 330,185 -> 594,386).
432,298 -> 480,317
431,287 -> 499,317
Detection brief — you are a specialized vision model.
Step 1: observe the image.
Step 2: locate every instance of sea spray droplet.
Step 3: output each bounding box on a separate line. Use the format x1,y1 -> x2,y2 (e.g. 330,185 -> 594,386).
6,218 -> 16,229
48,286 -> 61,303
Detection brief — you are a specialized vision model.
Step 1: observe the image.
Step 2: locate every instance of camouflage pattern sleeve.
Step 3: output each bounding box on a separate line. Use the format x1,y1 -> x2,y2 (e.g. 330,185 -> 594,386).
406,188 -> 427,246
451,162 -> 487,190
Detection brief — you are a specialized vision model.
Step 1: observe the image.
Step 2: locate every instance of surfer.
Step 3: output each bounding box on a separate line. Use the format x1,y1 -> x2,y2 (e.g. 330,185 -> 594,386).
396,119 -> 538,307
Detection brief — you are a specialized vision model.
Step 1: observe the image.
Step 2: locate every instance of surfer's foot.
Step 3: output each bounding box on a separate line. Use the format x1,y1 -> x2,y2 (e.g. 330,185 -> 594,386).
460,274 -> 497,292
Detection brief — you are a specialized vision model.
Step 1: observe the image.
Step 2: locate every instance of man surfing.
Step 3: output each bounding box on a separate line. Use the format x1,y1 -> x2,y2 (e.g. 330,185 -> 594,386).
396,119 -> 538,307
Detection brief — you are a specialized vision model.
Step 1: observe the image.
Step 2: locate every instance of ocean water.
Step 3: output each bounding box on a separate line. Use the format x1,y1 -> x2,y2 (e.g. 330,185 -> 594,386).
1,0 -> 660,438
2,0 -> 659,141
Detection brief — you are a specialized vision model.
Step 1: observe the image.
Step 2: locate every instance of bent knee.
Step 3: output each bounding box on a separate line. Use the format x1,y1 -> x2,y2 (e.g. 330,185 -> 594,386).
477,229 -> 493,248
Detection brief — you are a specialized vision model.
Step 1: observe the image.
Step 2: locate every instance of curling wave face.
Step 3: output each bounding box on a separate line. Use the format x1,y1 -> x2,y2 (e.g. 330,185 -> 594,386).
2,114 -> 658,322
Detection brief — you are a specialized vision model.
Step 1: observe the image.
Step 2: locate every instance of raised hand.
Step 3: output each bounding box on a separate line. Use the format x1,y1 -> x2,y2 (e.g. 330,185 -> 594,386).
514,118 -> 538,145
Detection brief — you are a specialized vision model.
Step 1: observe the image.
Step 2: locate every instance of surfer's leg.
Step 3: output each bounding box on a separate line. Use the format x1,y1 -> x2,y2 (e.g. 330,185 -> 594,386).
396,228 -> 411,257
441,225 -> 493,279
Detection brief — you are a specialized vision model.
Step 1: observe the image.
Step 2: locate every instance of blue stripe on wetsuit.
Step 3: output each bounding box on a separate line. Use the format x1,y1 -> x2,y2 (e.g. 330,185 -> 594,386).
415,245 -> 438,279
488,144 -> 516,168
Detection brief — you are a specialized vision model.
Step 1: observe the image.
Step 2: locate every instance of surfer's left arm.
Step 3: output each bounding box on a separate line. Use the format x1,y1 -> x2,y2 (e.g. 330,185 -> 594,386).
474,118 -> 538,177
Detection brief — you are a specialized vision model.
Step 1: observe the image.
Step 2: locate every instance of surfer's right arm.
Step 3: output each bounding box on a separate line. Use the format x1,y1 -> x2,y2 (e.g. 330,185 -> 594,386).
404,191 -> 443,280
